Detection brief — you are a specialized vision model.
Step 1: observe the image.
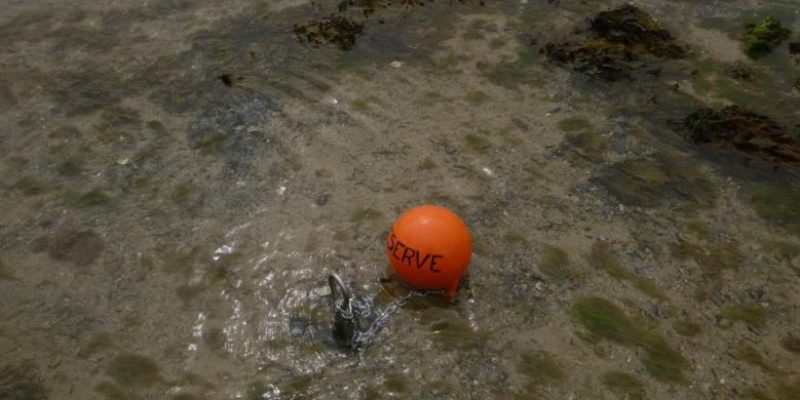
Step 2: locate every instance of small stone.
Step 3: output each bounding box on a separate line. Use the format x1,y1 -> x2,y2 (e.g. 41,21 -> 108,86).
315,194 -> 330,206
390,61 -> 403,68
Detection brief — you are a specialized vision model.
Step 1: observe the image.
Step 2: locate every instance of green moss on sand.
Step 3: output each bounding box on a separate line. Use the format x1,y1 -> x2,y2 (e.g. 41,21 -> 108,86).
721,303 -> 766,328
572,296 -> 687,382
589,242 -> 668,300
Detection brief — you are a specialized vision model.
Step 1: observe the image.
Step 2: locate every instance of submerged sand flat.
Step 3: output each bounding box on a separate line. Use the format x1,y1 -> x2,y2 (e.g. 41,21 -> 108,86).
1,1 -> 799,399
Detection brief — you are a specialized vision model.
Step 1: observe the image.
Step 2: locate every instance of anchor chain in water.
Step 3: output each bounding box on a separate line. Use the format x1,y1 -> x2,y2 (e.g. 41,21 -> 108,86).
328,273 -> 425,350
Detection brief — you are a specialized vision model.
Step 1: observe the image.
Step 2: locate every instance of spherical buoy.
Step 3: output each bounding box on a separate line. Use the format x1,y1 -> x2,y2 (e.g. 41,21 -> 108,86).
386,205 -> 472,298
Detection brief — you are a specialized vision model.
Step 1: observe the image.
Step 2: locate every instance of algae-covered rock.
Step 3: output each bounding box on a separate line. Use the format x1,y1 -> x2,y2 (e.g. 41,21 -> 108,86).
681,106 -> 800,164
545,5 -> 685,81
589,5 -> 686,58
744,17 -> 791,59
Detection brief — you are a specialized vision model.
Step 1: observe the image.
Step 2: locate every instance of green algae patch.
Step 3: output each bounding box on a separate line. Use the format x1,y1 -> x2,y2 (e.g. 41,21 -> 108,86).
557,116 -> 593,132
170,393 -> 204,400
73,188 -> 113,207
539,245 -> 572,280
672,320 -> 702,337
465,90 -> 491,106
280,375 -> 314,397
351,98 -> 370,111
594,157 -> 717,209
601,370 -> 646,400
565,130 -> 610,164
384,372 -> 410,394
760,240 -> 800,260
751,184 -> 800,235
669,241 -> 741,277
351,208 -> 382,222
734,344 -> 775,373
247,380 -> 271,400
517,350 -> 566,393
589,242 -> 668,301
777,381 -> 800,400
572,297 -> 687,382
428,318 -> 489,351
0,258 -> 15,280
11,177 -> 48,196
464,134 -> 491,154
0,364 -> 48,400
720,303 -> 766,329
744,17 -> 791,59
56,158 -> 84,176
170,183 -> 200,205
96,381 -> 139,400
191,129 -> 228,154
106,354 -> 162,386
82,332 -> 116,356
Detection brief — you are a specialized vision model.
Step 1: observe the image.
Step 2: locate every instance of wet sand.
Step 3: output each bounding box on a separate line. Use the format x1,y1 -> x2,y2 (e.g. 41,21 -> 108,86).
1,1 -> 799,399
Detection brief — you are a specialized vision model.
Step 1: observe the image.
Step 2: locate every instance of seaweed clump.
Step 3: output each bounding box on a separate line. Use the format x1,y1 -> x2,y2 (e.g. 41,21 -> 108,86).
744,17 -> 791,59
544,5 -> 685,82
296,0 -> 477,50
294,15 -> 364,51
681,106 -> 800,164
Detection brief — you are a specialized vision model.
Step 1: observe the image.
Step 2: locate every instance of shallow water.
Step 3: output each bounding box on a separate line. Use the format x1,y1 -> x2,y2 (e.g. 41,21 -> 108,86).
1,1 -> 799,399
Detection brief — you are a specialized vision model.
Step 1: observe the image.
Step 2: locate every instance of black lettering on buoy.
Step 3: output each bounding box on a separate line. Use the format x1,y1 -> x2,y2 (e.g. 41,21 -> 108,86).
429,254 -> 443,273
401,246 -> 415,266
415,253 -> 431,270
387,231 -> 396,251
392,241 -> 405,260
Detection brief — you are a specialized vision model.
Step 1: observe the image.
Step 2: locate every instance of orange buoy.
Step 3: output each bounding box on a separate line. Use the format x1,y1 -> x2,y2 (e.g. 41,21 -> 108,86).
386,205 -> 472,298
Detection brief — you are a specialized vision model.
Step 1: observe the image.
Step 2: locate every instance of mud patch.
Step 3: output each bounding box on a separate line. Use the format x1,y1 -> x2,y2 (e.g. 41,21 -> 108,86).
0,258 -> 15,280
44,230 -> 105,267
0,363 -> 47,400
106,353 -> 162,387
592,156 -> 716,209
